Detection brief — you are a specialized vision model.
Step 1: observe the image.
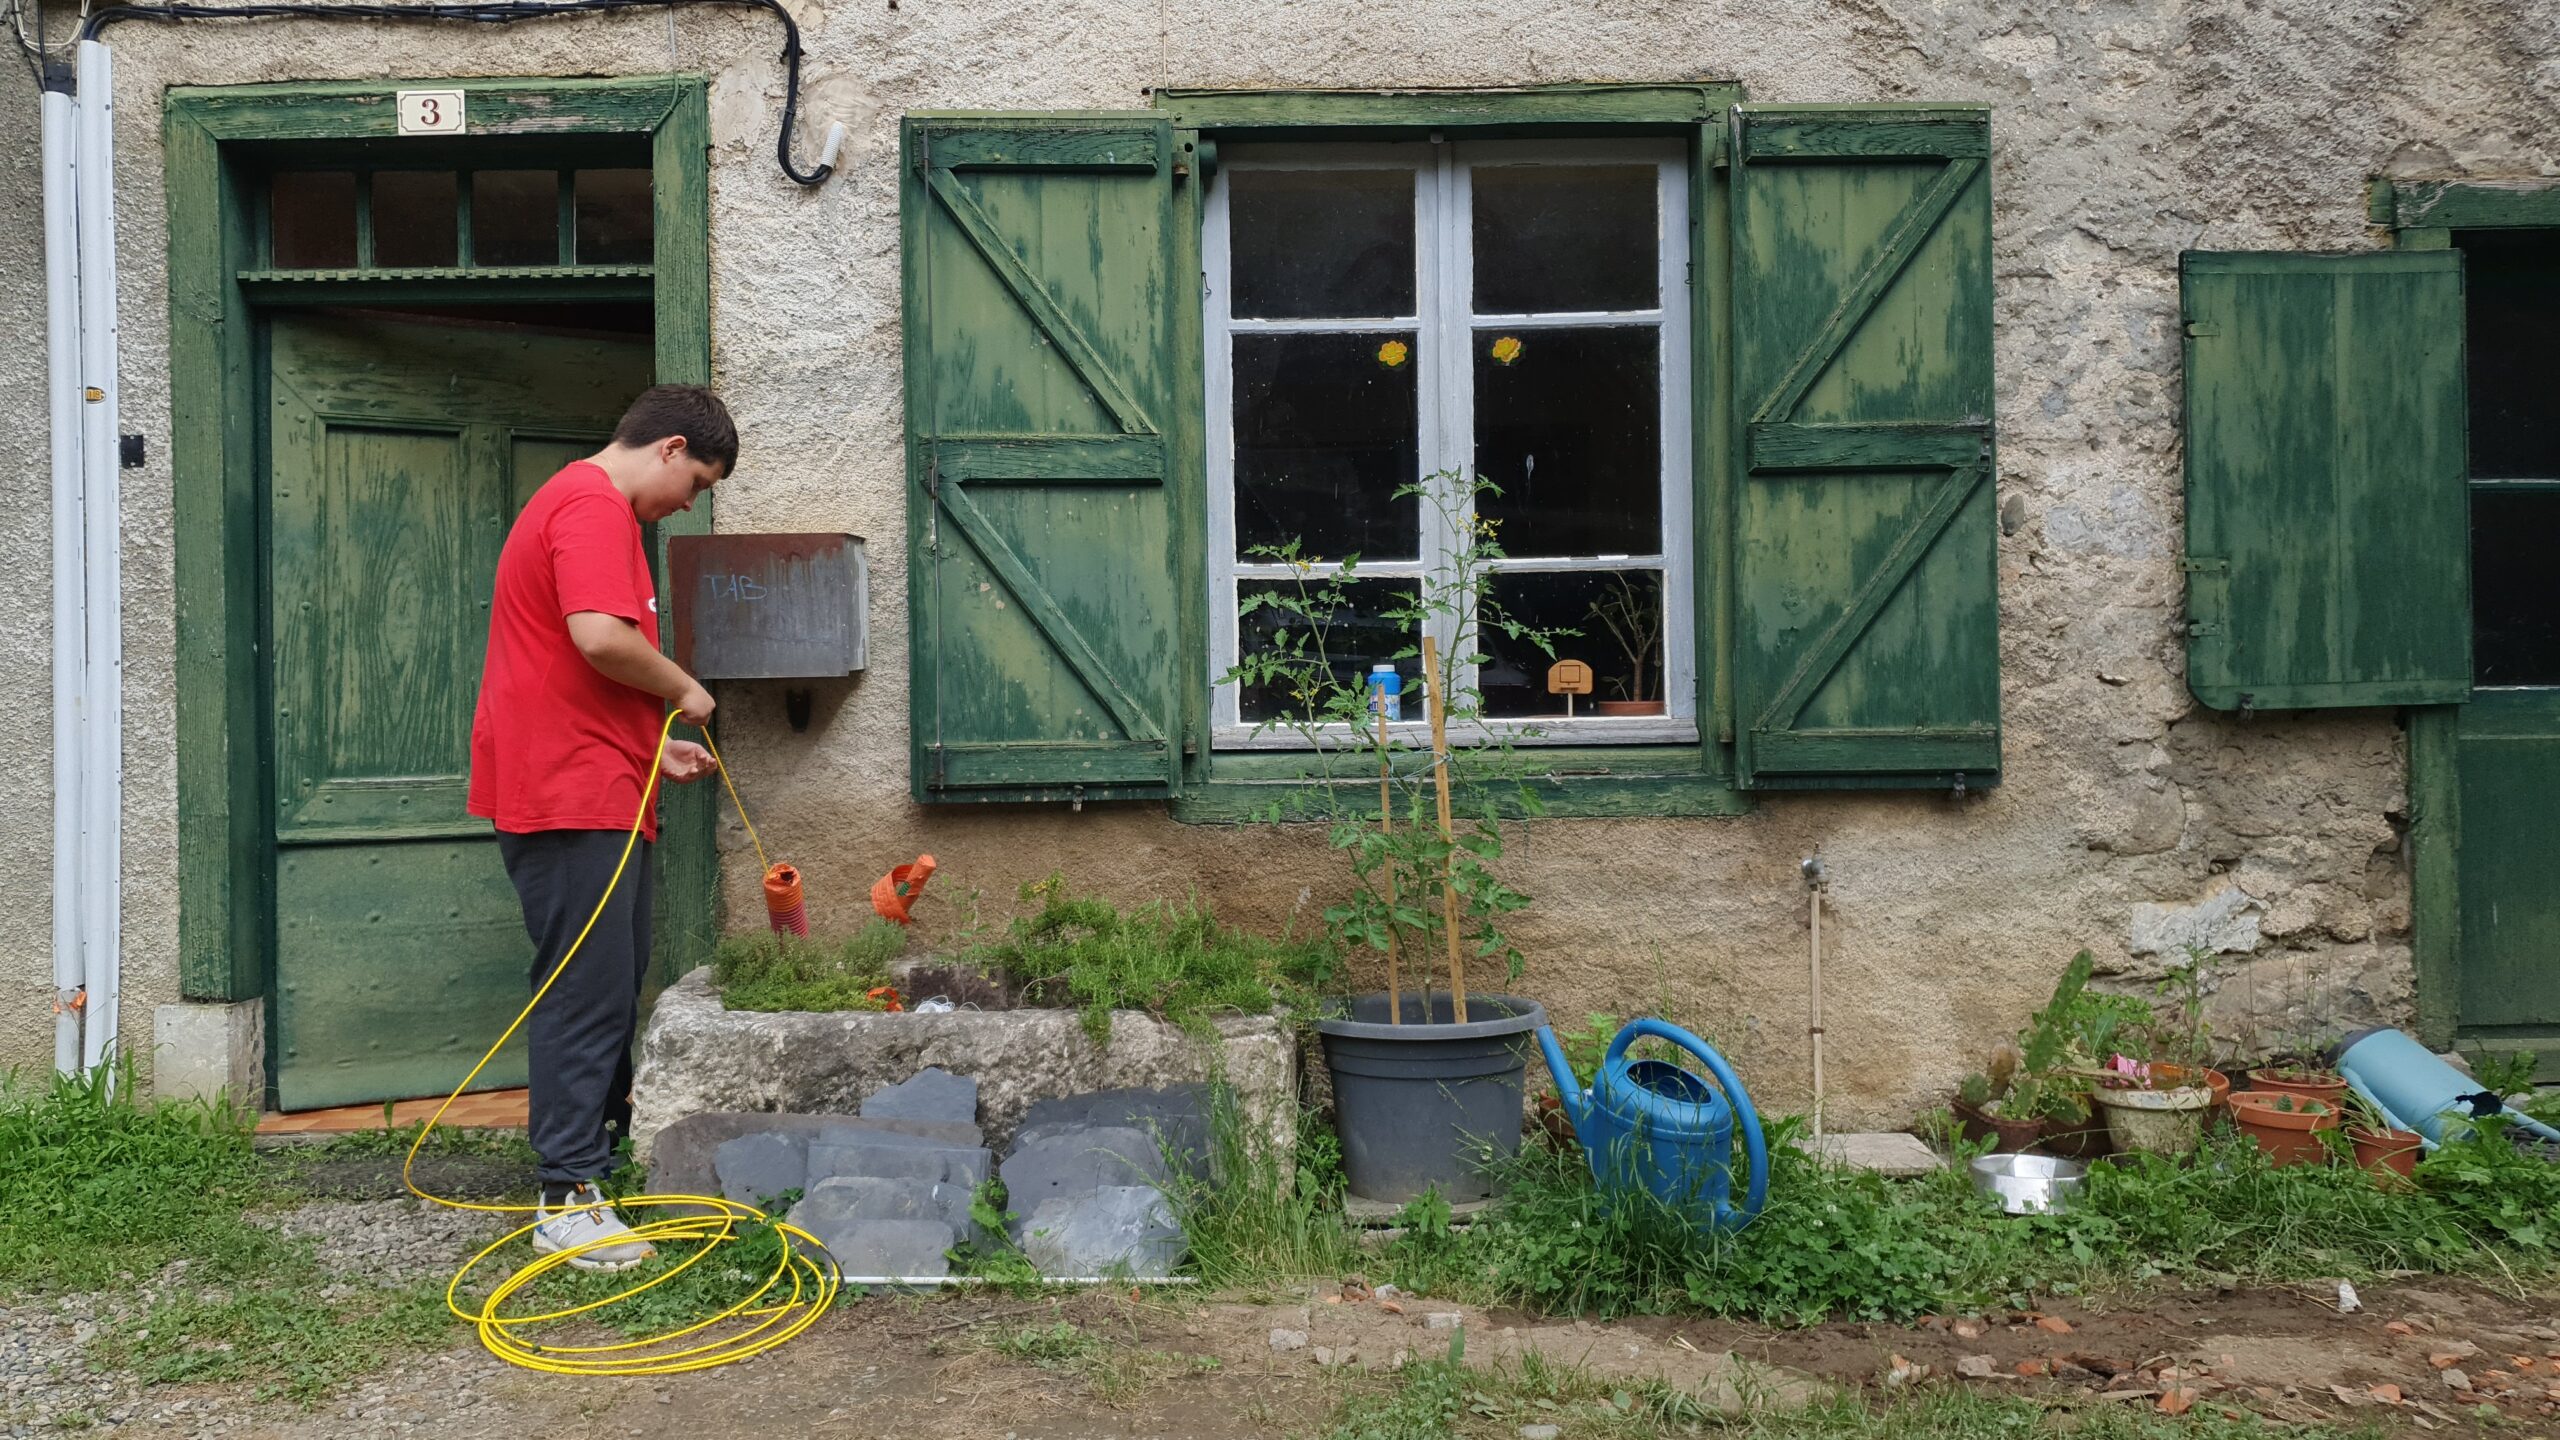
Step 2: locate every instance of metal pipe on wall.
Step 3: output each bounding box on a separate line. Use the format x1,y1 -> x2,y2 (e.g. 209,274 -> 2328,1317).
43,72 -> 87,1078
72,39 -> 122,1079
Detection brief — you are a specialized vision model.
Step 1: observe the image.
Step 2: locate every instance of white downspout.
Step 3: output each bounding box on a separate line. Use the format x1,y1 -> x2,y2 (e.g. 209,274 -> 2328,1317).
43,71 -> 87,1078
73,39 -> 122,1079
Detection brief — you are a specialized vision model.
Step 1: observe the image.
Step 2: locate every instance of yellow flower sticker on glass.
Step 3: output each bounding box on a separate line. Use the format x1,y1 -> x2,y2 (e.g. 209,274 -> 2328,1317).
1377,339 -> 1410,369
1490,335 -> 1524,366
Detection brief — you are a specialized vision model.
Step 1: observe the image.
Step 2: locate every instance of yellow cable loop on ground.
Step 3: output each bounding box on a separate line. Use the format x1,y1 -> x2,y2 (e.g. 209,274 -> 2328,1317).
404,714 -> 842,1375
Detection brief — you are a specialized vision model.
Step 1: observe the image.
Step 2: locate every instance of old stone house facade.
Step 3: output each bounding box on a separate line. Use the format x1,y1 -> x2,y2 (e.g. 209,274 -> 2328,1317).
3,0 -> 2553,1124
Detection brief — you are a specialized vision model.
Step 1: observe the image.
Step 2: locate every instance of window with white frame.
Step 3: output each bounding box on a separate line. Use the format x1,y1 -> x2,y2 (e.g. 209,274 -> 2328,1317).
1205,139 -> 1694,747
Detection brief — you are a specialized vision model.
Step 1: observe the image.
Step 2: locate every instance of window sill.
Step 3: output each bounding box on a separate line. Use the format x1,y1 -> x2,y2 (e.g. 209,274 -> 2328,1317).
1212,715 -> 1702,749
1170,746 -> 1747,822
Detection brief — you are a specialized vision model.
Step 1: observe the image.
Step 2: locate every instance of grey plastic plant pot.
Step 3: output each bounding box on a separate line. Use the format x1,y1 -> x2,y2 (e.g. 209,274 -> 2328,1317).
1314,992 -> 1549,1204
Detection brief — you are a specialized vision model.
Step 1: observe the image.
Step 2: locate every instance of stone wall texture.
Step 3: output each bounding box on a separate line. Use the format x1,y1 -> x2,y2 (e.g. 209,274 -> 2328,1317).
5,0 -> 2555,1123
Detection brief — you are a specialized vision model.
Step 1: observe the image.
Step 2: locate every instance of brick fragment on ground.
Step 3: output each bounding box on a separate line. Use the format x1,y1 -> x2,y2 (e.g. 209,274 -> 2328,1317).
2035,1316 -> 2074,1335
2158,1387 -> 2196,1416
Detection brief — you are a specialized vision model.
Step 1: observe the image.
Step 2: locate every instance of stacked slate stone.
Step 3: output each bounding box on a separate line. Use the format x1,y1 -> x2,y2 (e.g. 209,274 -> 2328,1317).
996,1085 -> 1208,1279
645,1071 -> 1208,1281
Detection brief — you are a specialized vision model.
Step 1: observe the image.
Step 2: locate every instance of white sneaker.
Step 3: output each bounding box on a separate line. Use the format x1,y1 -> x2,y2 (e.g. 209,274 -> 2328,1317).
533,1183 -> 656,1272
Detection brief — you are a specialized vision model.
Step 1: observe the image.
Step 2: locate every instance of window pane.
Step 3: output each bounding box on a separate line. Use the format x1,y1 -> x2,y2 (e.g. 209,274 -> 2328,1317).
2463,230 -> 2560,480
1229,168 -> 1416,320
1233,332 -> 1421,561
269,171 -> 358,269
1237,578 -> 1417,724
2473,489 -> 2560,685
1471,164 -> 1657,314
1473,326 -> 1660,557
371,171 -> 458,268
575,168 -> 653,265
1481,569 -> 1665,718
472,170 -> 558,266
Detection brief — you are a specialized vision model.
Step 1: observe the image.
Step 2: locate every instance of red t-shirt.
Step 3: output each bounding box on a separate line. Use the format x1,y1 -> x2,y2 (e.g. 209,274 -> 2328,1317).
468,462 -> 664,840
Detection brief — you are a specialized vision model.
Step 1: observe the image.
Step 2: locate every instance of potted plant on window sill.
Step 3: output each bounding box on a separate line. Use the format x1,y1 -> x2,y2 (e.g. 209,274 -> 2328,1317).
1221,473 -> 1563,1205
1585,572 -> 1666,717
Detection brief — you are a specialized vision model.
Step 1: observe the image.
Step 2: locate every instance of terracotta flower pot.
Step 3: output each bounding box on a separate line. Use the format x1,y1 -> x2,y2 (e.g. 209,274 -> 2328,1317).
2149,1064 -> 2232,1110
1955,1099 -> 2047,1154
1534,1092 -> 1579,1153
2347,1124 -> 2423,1179
2228,1089 -> 2340,1166
2247,1068 -> 2349,1107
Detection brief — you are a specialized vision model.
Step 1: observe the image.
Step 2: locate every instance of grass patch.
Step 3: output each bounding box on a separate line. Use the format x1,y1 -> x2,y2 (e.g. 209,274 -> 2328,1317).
984,1319 -> 1217,1404
1374,1114 -> 2560,1324
0,1062 -> 464,1399
1162,1083 -> 1366,1288
713,921 -> 909,1013
974,876 -> 1338,1042
1322,1342 -> 2390,1439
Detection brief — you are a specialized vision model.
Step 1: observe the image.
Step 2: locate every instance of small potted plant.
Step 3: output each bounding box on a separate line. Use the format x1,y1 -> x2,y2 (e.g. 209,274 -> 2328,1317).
2227,1089 -> 2338,1167
2248,1057 -> 2349,1106
1584,573 -> 1665,717
2088,1055 -> 2215,1157
1953,1051 -> 2051,1154
2342,1090 -> 2423,1180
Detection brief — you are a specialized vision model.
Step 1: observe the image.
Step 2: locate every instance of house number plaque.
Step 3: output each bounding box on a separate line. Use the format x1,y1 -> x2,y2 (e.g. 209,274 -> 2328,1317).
396,90 -> 466,136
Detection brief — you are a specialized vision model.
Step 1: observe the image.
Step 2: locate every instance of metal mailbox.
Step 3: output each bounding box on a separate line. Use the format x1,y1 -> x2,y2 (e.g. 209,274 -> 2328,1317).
669,532 -> 868,680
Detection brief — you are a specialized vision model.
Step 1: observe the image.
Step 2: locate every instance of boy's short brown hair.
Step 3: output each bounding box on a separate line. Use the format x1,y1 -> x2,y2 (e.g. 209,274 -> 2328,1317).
612,384 -> 738,473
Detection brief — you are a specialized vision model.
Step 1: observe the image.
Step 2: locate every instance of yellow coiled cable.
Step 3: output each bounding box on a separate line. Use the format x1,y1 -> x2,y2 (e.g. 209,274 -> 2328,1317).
403,713 -> 842,1374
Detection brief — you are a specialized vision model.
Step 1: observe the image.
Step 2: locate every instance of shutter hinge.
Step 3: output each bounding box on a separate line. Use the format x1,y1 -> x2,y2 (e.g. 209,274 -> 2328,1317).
2184,620 -> 2223,638
1070,785 -> 1086,814
2179,556 -> 2228,574
913,128 -> 932,177
928,743 -> 947,788
2183,322 -> 2219,338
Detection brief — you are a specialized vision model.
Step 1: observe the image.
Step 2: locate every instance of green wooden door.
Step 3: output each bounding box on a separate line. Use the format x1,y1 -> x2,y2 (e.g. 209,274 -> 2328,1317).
267,312 -> 651,1110
2447,693 -> 2560,1058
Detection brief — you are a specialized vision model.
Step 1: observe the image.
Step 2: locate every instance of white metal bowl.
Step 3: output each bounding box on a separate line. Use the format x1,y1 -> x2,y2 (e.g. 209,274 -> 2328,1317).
1969,1153 -> 2087,1215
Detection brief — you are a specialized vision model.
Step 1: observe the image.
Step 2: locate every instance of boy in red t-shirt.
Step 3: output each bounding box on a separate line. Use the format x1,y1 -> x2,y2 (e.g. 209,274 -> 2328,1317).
468,385 -> 733,1271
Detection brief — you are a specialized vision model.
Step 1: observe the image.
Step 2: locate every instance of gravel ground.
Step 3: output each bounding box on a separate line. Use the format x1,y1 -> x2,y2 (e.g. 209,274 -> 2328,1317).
1,1198 -> 517,1437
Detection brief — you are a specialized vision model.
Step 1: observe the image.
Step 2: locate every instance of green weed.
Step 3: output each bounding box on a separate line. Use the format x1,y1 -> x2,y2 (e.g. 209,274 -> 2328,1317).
974,876 -> 1337,1043
712,922 -> 910,1013
985,1319 -> 1213,1403
1161,1084 -> 1364,1288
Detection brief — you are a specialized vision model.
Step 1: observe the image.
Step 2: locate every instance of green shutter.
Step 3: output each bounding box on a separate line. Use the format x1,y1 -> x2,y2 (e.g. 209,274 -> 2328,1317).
901,116 -> 1184,803
1729,105 -> 2000,790
2180,251 -> 2469,711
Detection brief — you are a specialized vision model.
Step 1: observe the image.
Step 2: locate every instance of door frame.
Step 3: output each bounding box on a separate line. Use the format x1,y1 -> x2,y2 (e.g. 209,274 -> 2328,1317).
2382,177 -> 2560,1073
167,77 -> 720,1096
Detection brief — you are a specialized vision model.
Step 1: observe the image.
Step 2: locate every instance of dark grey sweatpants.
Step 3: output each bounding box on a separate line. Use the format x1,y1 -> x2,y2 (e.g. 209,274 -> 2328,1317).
497,828 -> 653,1186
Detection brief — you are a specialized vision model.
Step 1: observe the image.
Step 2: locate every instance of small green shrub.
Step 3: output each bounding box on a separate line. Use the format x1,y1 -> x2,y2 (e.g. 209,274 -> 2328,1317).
712,922 -> 909,1013
974,875 -> 1338,1042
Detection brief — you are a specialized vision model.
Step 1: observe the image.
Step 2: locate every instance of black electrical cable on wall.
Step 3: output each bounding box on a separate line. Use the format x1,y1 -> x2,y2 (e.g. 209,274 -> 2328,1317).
81,0 -> 836,185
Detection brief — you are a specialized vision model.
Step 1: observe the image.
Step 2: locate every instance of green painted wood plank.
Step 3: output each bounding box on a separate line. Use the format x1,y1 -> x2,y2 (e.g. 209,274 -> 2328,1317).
1748,422 -> 1986,471
1738,115 -> 1988,160
934,743 -> 1172,787
936,435 -> 1165,481
2381,178 -> 2560,231
924,127 -> 1162,169
649,80 -> 721,992
170,109 -> 270,1004
2407,704 -> 2461,1050
1694,123 -> 1737,756
1169,128 -> 1213,791
1730,105 -> 2001,788
168,76 -> 684,142
925,167 -> 1159,435
2179,250 -> 2469,710
1155,85 -> 1739,132
903,115 -> 1185,803
2446,691 -> 2560,1041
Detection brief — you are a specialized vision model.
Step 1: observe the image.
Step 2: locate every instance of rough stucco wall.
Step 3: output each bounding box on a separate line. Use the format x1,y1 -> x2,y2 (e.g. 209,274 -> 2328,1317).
1,35 -> 60,1086
5,0 -> 2556,1119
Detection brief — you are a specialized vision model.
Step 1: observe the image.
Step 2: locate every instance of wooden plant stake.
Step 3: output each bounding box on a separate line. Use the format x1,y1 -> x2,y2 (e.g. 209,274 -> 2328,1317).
1420,636 -> 1469,1024
1377,698 -> 1401,1025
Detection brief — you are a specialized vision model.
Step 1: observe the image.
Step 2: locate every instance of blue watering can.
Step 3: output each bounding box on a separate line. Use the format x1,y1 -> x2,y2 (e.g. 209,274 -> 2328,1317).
1535,1018 -> 1769,1232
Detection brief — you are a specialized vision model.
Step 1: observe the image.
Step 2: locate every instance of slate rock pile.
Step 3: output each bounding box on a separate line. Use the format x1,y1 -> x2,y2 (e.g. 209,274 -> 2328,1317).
644,1070 -> 1208,1280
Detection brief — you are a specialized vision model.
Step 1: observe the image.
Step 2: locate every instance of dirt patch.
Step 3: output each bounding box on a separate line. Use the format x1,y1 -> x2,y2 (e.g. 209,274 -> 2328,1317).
80,1279 -> 2560,1438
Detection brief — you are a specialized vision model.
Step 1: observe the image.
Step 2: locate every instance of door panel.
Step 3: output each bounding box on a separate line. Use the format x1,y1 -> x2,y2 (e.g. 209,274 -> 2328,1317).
268,312 -> 650,1110
2452,695 -> 2560,1037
